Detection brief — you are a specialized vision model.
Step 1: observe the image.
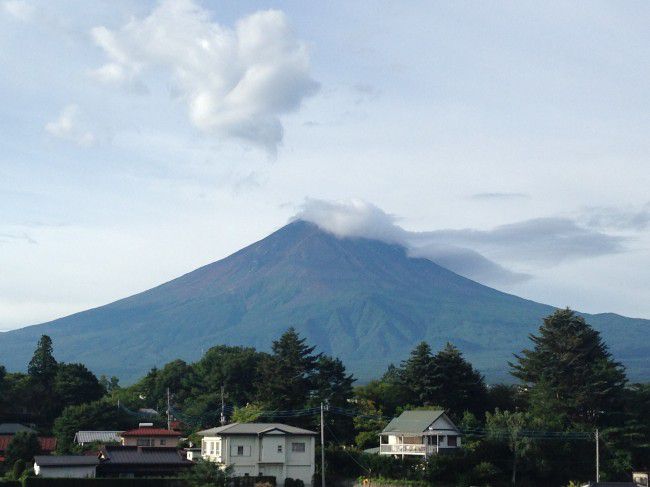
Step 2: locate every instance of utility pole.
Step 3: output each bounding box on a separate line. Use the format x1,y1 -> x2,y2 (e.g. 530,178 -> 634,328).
220,385 -> 226,426
320,402 -> 326,487
595,428 -> 600,483
166,388 -> 171,430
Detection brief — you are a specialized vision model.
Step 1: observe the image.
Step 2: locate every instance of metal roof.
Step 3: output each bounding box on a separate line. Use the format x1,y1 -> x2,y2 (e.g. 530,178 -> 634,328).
0,423 -> 36,435
198,422 -> 317,437
121,428 -> 182,437
74,431 -> 123,444
34,455 -> 99,467
382,410 -> 453,434
101,446 -> 192,465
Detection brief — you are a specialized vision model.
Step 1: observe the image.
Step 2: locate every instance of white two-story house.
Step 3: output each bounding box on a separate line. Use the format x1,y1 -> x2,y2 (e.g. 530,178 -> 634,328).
198,423 -> 317,486
379,410 -> 462,458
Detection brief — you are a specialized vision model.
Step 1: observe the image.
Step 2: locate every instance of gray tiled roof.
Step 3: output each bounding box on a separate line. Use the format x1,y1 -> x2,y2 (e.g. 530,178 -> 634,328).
382,410 -> 449,434
102,446 -> 192,465
34,455 -> 99,467
198,422 -> 317,436
74,431 -> 123,444
0,423 -> 37,435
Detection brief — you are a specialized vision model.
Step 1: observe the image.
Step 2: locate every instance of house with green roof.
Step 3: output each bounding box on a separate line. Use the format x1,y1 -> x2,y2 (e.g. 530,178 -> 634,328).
379,410 -> 462,458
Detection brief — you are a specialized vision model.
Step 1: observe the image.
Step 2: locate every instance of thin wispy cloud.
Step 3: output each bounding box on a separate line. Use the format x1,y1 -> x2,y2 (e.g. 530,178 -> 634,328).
295,199 -> 626,286
580,203 -> 650,231
45,104 -> 96,147
2,0 -> 33,21
470,192 -> 529,201
90,0 -> 319,154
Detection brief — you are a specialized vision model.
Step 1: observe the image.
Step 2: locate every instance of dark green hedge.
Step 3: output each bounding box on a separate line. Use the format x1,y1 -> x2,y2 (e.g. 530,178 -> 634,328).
230,476 -> 276,487
23,478 -> 187,487
0,481 -> 21,487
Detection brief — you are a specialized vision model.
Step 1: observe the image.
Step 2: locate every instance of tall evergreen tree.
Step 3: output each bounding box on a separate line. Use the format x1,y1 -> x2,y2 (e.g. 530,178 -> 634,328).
54,363 -> 106,409
400,342 -> 435,406
28,335 -> 58,383
256,327 -> 319,410
430,343 -> 488,418
311,355 -> 355,442
511,308 -> 627,427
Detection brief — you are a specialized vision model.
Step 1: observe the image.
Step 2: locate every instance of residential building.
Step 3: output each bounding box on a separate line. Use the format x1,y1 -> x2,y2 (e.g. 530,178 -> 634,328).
74,431 -> 123,446
120,424 -> 182,448
34,455 -> 99,478
97,445 -> 193,477
197,422 -> 317,486
379,410 -> 462,458
633,471 -> 649,486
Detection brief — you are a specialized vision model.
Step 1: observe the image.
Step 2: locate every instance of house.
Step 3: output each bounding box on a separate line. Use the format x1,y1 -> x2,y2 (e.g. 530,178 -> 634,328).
197,422 -> 317,486
0,423 -> 37,435
120,424 -> 182,448
96,445 -> 193,477
379,410 -> 462,458
74,431 -> 123,446
34,455 -> 99,478
183,447 -> 202,461
0,435 -> 57,464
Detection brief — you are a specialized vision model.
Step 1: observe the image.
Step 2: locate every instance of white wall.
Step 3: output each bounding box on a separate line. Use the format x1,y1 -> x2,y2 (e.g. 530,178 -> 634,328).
35,465 -> 96,478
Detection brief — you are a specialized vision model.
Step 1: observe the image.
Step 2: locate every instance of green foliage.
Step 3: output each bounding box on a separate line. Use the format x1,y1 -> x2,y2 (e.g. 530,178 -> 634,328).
54,363 -> 106,409
511,308 -> 627,427
28,335 -> 57,383
400,342 -> 435,406
231,403 -> 264,423
11,459 -> 26,480
23,479 -> 188,487
485,409 -> 535,486
180,459 -> 231,487
5,432 -> 40,466
53,400 -> 135,453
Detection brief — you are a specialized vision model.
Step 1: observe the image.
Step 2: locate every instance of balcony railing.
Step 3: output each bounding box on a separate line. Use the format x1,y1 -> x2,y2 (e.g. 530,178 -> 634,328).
379,444 -> 428,455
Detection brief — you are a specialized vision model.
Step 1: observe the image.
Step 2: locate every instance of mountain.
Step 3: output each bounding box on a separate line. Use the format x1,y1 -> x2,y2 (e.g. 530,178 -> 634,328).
1,220 -> 648,383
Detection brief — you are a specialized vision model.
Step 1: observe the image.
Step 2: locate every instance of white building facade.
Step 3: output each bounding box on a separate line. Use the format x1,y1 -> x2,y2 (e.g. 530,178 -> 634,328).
198,423 -> 317,486
33,456 -> 98,478
379,410 -> 462,458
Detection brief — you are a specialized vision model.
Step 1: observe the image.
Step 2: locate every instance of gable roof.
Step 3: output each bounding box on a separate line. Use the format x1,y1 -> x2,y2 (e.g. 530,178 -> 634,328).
75,431 -> 123,444
101,446 -> 192,465
197,422 -> 317,437
121,428 -> 182,438
34,455 -> 99,467
0,423 -> 36,435
382,410 -> 456,434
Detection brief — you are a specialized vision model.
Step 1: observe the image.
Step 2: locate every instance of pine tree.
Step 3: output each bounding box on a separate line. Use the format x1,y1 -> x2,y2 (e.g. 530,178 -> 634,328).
256,327 -> 320,411
511,308 -> 627,427
430,343 -> 488,418
400,342 -> 436,406
28,335 -> 58,383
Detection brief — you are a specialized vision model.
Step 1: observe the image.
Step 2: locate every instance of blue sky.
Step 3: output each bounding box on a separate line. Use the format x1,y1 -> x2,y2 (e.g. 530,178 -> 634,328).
2,0 -> 650,330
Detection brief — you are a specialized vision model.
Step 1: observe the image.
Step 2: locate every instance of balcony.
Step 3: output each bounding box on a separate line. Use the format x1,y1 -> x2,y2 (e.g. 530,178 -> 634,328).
379,444 -> 430,455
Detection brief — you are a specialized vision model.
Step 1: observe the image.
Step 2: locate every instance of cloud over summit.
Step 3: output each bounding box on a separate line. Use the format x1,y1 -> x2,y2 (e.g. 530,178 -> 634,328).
91,0 -> 318,153
295,199 -> 626,286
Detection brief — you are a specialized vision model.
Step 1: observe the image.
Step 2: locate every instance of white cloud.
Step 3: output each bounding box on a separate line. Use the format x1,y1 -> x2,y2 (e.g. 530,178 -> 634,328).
45,104 -> 96,147
2,0 -> 33,21
90,0 -> 319,153
295,198 -> 626,286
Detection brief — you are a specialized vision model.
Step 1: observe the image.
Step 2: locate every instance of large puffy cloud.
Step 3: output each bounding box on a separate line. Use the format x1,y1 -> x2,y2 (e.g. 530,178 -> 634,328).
295,199 -> 626,286
90,0 -> 319,153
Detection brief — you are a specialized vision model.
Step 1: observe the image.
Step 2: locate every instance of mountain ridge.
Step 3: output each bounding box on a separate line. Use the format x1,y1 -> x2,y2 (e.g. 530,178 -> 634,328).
1,220 -> 648,383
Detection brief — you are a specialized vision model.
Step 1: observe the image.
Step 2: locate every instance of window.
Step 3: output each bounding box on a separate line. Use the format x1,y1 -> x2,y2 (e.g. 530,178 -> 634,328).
209,442 -> 215,455
291,442 -> 306,452
237,446 -> 244,456
447,435 -> 457,447
277,445 -> 283,453
136,438 -> 153,446
160,439 -> 166,446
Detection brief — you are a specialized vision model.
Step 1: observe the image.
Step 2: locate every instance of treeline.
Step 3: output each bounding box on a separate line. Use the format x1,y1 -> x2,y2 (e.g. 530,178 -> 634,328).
2,310 -> 650,486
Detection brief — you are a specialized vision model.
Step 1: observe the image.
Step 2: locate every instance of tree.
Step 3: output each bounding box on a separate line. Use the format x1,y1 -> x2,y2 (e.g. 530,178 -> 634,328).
5,431 -> 41,466
54,363 -> 106,409
181,459 -> 231,487
231,403 -> 264,423
256,328 -> 320,411
486,409 -> 534,486
311,355 -> 355,442
53,400 -> 135,453
511,308 -> 627,427
353,398 -> 387,449
400,342 -> 435,406
28,335 -> 58,383
429,343 -> 488,418
99,375 -> 120,393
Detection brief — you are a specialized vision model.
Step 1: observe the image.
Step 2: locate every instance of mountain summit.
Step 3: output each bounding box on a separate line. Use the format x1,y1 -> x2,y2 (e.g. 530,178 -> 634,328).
1,220 -> 648,382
